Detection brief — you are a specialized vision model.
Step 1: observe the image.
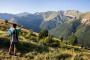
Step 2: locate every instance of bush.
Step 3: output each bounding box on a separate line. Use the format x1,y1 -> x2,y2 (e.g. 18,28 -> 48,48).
74,54 -> 88,60
39,29 -> 48,39
25,32 -> 31,39
42,35 -> 60,47
60,36 -> 64,42
56,53 -> 72,60
30,36 -> 38,42
0,37 -> 10,48
68,34 -> 78,45
5,20 -> 8,24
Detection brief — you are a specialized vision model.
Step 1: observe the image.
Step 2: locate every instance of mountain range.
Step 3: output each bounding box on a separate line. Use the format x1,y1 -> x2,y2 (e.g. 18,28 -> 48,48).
0,10 -> 83,31
0,10 -> 90,47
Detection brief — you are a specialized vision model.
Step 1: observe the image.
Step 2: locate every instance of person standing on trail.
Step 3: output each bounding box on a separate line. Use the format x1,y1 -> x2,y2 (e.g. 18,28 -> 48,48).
8,23 -> 23,56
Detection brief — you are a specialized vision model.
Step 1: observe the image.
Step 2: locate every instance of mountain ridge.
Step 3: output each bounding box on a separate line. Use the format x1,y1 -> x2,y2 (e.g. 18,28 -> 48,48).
0,10 -> 90,39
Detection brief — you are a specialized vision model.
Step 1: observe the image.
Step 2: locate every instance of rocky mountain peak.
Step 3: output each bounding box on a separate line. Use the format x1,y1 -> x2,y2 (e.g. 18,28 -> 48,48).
81,12 -> 90,25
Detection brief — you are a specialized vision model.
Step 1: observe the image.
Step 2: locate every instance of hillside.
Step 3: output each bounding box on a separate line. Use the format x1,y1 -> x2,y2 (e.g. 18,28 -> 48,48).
0,10 -> 90,48
0,19 -> 90,60
81,12 -> 90,25
49,12 -> 90,48
40,10 -> 81,30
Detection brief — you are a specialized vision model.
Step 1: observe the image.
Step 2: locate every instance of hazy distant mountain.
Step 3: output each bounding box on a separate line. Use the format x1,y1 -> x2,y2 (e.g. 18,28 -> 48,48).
0,12 -> 43,32
0,13 -> 16,20
15,13 -> 43,32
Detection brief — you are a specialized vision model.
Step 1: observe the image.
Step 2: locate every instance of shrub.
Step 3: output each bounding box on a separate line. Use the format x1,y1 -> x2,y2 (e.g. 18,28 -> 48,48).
74,54 -> 88,60
0,37 -> 10,48
60,36 -> 64,42
30,36 -> 38,42
56,53 -> 72,60
5,20 -> 8,24
42,35 -> 60,47
39,29 -> 48,39
25,32 -> 31,39
68,34 -> 78,45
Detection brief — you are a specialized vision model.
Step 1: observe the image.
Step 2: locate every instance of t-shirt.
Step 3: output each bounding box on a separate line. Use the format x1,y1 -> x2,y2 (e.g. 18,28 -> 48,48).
8,27 -> 21,42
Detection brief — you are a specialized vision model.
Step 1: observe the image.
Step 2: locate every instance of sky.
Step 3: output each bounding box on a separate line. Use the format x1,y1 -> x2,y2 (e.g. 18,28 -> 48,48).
0,0 -> 90,14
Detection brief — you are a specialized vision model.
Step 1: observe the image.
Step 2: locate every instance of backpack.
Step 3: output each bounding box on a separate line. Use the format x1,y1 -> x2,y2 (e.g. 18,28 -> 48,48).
12,29 -> 19,42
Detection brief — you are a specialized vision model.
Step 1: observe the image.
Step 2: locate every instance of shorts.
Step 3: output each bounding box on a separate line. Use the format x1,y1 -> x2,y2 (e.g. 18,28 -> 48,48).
10,42 -> 19,48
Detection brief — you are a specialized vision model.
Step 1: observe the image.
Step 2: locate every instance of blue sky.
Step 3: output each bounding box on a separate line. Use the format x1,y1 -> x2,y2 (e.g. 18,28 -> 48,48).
0,0 -> 90,14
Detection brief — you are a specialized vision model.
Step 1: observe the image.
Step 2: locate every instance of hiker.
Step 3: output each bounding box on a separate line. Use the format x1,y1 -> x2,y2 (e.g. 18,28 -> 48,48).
8,23 -> 22,56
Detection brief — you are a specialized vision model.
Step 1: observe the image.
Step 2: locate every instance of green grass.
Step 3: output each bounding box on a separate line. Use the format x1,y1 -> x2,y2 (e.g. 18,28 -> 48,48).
0,24 -> 90,60
0,36 -> 90,60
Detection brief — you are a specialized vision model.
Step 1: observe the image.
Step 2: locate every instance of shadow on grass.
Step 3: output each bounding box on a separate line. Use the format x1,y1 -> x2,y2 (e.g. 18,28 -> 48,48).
0,37 -> 49,54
